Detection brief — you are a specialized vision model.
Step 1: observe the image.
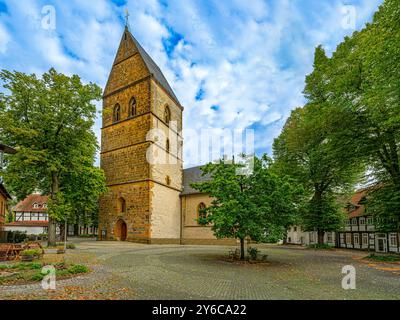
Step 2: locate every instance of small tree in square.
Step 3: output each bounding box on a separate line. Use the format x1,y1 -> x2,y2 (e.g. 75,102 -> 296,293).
192,155 -> 304,260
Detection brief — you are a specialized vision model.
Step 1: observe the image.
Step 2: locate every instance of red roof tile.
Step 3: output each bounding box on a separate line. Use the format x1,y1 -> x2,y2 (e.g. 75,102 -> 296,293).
5,221 -> 48,227
345,188 -> 371,218
13,194 -> 49,213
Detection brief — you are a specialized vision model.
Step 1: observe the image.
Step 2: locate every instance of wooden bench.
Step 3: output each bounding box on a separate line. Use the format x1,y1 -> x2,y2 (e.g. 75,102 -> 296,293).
0,242 -> 44,261
0,244 -> 22,261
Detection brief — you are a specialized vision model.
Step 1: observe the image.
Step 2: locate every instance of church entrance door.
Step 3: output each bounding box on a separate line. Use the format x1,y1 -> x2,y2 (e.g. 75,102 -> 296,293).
115,219 -> 127,241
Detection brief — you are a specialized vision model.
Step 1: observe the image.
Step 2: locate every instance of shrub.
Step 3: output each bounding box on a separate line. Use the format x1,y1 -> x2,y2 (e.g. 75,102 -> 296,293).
247,247 -> 260,260
366,254 -> 400,262
18,262 -> 42,270
66,243 -> 76,249
30,273 -> 45,281
67,264 -> 89,274
7,231 -> 28,243
21,249 -> 42,257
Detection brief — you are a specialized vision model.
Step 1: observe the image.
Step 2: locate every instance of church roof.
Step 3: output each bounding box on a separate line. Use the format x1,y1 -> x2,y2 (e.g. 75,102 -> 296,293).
123,27 -> 180,105
181,166 -> 211,195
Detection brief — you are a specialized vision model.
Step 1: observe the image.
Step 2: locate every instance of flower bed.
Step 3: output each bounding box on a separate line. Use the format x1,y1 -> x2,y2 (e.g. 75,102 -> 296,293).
0,261 -> 90,286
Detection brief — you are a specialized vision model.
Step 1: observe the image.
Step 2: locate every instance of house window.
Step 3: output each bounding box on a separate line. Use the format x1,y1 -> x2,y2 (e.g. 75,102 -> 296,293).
197,203 -> 207,225
359,217 -> 365,225
165,176 -> 171,186
389,233 -> 398,247
327,232 -> 333,243
351,218 -> 357,226
164,106 -> 171,124
362,233 -> 369,246
113,104 -> 121,122
118,197 -> 126,213
346,220 -> 351,226
346,233 -> 352,244
309,232 -> 315,243
366,217 -> 374,225
294,226 -> 297,232
354,233 -> 360,245
33,203 -> 39,209
129,97 -> 137,117
166,139 -> 170,153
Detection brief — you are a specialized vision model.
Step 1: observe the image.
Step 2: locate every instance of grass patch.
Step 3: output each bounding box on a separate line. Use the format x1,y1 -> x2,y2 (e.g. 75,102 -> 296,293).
365,254 -> 400,262
0,262 -> 42,271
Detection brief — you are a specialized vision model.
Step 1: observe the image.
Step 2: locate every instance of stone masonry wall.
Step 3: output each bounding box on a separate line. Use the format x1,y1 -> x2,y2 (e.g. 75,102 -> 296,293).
99,181 -> 151,242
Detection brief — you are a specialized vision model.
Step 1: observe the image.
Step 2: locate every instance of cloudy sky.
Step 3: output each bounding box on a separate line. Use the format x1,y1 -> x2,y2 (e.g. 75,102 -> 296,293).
0,0 -> 383,167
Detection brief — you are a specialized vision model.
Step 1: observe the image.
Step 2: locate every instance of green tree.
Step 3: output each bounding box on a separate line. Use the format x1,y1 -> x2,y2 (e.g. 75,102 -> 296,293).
192,155 -> 304,260
273,48 -> 363,243
0,68 -> 105,245
315,0 -> 400,229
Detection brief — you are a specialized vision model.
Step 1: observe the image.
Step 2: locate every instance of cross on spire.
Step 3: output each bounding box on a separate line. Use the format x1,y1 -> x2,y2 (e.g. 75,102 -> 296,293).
124,8 -> 130,27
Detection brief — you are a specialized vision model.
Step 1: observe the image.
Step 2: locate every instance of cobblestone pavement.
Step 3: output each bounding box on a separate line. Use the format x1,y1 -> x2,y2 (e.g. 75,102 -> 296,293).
1,240 -> 399,300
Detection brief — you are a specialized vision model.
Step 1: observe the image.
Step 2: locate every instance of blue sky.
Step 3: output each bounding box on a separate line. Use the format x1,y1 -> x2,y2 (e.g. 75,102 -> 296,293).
0,0 -> 383,167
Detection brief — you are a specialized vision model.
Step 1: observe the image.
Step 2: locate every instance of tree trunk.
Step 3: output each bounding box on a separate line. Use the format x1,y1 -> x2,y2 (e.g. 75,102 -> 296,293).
48,219 -> 57,246
59,223 -> 66,242
74,224 -> 79,236
317,230 -> 325,245
48,171 -> 59,247
240,238 -> 245,260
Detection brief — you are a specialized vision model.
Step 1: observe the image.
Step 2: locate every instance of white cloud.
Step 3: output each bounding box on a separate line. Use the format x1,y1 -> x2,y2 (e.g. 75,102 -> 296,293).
0,0 -> 383,167
0,23 -> 10,53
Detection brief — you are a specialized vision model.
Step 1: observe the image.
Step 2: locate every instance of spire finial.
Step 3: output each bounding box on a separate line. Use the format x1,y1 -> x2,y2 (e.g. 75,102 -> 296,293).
124,8 -> 130,27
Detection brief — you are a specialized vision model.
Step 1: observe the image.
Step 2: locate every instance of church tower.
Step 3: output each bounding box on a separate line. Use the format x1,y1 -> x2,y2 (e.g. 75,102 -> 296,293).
99,26 -> 183,244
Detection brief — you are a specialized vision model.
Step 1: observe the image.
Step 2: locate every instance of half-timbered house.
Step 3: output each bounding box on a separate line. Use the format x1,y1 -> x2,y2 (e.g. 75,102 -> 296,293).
337,189 -> 400,253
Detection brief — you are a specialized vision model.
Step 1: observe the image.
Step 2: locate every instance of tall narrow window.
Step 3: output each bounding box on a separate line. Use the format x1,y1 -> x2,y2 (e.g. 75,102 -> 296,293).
113,104 -> 121,123
129,97 -> 137,117
166,138 -> 170,153
119,197 -> 126,213
198,203 -> 207,225
164,106 -> 171,125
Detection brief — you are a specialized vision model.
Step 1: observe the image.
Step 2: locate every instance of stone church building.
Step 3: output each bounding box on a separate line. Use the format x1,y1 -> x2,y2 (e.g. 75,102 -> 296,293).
99,26 -> 234,245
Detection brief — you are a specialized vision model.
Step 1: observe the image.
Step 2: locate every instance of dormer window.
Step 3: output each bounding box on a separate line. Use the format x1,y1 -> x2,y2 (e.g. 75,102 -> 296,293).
42,203 -> 47,209
33,203 -> 40,209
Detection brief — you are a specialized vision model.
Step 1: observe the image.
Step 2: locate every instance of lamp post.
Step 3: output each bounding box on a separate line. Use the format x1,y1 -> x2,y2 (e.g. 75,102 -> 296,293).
64,217 -> 67,252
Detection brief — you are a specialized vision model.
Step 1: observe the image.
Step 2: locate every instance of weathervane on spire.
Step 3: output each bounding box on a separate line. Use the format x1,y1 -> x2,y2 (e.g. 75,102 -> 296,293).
124,8 -> 130,27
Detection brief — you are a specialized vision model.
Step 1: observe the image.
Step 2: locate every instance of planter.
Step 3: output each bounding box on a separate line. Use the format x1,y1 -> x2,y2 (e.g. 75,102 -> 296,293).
20,255 -> 35,262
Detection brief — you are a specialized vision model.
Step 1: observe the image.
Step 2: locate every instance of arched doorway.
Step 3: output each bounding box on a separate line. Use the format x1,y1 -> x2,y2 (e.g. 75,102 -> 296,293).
115,219 -> 127,241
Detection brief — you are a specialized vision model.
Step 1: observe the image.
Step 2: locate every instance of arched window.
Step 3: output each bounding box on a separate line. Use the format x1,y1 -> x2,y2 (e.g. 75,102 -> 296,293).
113,104 -> 121,123
118,197 -> 126,213
197,203 -> 207,225
129,97 -> 137,117
166,138 -> 170,153
164,106 -> 171,125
